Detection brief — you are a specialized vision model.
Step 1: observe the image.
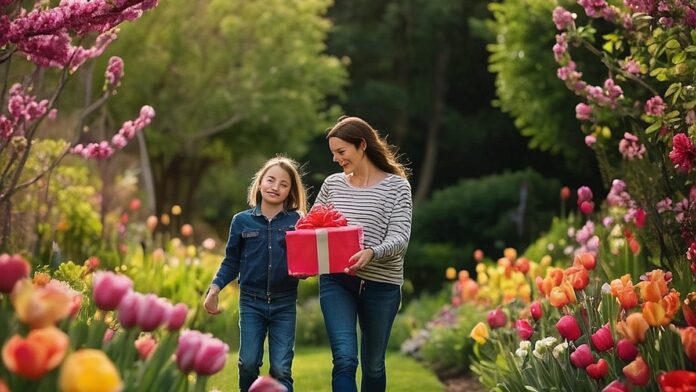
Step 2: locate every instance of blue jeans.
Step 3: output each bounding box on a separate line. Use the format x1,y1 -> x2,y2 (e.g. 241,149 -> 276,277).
319,274 -> 401,392
238,292 -> 297,392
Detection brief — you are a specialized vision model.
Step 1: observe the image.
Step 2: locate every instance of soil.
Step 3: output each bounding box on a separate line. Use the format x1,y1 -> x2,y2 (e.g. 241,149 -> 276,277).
439,374 -> 486,392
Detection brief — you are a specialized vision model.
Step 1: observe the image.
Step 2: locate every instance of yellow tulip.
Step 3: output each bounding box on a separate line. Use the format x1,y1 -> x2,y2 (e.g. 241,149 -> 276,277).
470,322 -> 489,344
11,279 -> 72,328
59,349 -> 122,392
477,273 -> 489,285
445,267 -> 457,280
503,248 -> 517,261
475,263 -> 486,274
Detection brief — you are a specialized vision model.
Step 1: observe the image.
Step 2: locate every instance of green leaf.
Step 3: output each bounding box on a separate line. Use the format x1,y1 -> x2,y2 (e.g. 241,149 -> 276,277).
665,39 -> 681,50
525,387 -> 541,392
645,121 -> 662,134
672,51 -> 686,64
686,45 -> 696,53
649,67 -> 666,77
664,83 -> 682,97
603,41 -> 614,53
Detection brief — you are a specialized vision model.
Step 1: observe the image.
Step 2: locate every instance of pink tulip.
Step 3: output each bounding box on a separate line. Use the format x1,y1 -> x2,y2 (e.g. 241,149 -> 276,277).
591,325 -> 614,352
137,295 -> 172,331
487,308 -> 507,329
602,380 -> 629,392
134,334 -> 157,360
175,330 -> 205,373
556,315 -> 582,341
117,291 -> 143,329
250,376 -> 288,392
570,344 -> 593,368
616,339 -> 638,361
92,271 -> 133,310
167,303 -> 188,331
0,253 -> 31,293
515,319 -> 534,340
193,336 -> 229,375
103,328 -> 115,344
530,301 -> 543,321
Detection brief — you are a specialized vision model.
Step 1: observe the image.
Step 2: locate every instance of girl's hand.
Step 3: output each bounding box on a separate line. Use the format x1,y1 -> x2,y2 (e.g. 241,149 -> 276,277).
345,248 -> 374,274
204,286 -> 222,315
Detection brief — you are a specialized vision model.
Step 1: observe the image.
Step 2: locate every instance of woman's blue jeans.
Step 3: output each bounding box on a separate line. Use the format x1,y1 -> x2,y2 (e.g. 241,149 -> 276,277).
238,292 -> 297,392
319,273 -> 401,392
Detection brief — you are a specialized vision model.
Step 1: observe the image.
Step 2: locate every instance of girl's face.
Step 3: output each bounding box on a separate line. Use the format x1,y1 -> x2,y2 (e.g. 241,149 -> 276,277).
329,137 -> 364,174
259,165 -> 292,207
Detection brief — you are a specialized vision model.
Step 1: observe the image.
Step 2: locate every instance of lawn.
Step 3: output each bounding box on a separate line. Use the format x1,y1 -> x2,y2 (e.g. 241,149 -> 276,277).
207,347 -> 444,391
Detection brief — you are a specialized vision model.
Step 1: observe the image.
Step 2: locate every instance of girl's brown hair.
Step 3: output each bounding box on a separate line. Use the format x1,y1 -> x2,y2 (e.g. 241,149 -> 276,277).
326,116 -> 409,178
247,156 -> 308,214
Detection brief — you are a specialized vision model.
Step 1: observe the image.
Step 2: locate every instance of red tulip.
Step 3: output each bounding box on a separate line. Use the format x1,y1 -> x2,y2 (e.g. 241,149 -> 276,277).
0,253 -> 31,293
570,344 -> 593,369
557,315 -> 582,341
574,252 -> 596,270
616,339 -> 638,362
682,327 -> 696,363
530,301 -> 543,320
602,380 -> 629,392
586,358 -> 608,379
1,327 -> 69,379
250,376 -> 287,392
591,325 -> 614,352
566,265 -> 590,290
515,319 -> 534,340
683,292 -> 696,328
623,356 -> 650,386
487,308 -> 507,329
657,370 -> 696,392
92,271 -> 133,311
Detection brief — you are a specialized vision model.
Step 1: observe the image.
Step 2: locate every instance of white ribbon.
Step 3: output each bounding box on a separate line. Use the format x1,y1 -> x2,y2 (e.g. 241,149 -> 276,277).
315,228 -> 330,274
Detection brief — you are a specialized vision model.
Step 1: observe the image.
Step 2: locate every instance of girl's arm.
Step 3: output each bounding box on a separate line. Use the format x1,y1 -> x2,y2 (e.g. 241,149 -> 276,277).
211,216 -> 243,290
370,180 -> 412,261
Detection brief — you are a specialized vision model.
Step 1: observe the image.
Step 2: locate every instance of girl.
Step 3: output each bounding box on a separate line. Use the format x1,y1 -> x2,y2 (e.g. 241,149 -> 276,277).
315,116 -> 412,392
204,156 -> 307,392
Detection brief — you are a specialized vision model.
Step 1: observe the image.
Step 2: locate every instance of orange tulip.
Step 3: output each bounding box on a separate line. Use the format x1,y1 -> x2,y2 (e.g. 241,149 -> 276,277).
503,248 -> 517,262
549,281 -> 577,308
473,249 -> 484,262
637,269 -> 669,303
566,266 -> 590,290
616,313 -> 649,343
0,378 -> 7,392
662,289 -> 680,321
1,326 -> 69,379
32,272 -> 51,287
642,301 -> 668,327
682,327 -> 696,363
11,279 -> 73,328
573,252 -> 596,270
683,292 -> 696,328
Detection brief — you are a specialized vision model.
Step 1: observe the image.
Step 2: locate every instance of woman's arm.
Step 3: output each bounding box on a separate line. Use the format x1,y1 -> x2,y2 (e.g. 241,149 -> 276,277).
370,180 -> 412,260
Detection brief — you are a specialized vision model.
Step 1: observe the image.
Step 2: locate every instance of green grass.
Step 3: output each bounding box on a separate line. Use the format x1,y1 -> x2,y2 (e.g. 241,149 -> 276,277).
207,347 -> 444,392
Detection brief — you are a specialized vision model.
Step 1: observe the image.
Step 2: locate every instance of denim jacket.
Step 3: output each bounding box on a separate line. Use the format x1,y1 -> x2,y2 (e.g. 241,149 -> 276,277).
212,206 -> 299,299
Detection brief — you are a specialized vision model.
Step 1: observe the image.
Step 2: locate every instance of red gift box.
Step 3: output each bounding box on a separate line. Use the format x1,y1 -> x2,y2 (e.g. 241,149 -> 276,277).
286,226 -> 363,276
286,205 -> 363,276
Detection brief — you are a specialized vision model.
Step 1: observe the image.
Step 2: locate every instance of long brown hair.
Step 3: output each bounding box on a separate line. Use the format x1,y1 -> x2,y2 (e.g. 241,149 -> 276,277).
247,156 -> 308,214
326,116 -> 409,178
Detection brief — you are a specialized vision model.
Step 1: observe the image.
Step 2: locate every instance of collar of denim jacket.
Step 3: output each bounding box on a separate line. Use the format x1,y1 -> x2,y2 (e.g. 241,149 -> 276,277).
251,205 -> 290,217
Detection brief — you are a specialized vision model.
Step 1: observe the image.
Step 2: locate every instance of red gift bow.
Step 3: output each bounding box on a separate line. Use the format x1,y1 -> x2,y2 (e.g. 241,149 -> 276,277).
295,204 -> 348,228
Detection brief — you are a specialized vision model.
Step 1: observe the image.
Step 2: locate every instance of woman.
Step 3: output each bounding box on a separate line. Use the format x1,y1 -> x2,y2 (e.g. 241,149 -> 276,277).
314,116 -> 412,392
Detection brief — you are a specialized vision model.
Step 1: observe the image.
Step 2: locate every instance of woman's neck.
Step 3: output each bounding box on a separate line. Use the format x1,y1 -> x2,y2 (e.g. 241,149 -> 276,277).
350,162 -> 386,188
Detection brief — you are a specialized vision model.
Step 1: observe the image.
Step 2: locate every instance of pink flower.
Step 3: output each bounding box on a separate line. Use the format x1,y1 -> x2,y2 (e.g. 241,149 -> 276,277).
602,380 -> 629,392
515,319 -> 534,340
103,328 -> 115,344
175,330 -> 205,373
644,96 -> 666,116
616,339 -> 638,361
105,56 -> 124,89
530,301 -> 543,320
487,308 -> 507,329
575,103 -> 592,120
570,344 -> 593,368
250,376 -> 287,392
193,336 -> 229,375
591,325 -> 614,352
621,59 -> 641,75
557,315 -> 582,341
134,334 -> 157,360
92,271 -> 133,310
619,132 -> 646,160
137,294 -> 172,331
117,291 -> 143,329
552,7 -> 576,30
0,253 -> 31,293
167,303 -> 188,331
585,135 -> 596,146
669,133 -> 696,173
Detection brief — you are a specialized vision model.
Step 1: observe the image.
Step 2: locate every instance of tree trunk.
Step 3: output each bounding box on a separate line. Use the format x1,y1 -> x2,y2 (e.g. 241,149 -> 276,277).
414,48 -> 449,205
391,2 -> 412,147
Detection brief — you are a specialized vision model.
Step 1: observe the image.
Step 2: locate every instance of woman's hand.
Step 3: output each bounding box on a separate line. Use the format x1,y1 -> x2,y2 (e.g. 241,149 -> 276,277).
345,248 -> 374,274
204,286 -> 222,315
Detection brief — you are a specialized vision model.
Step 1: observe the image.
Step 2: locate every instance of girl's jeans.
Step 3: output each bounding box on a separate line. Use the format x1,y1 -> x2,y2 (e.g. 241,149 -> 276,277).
238,292 -> 297,392
319,273 -> 401,392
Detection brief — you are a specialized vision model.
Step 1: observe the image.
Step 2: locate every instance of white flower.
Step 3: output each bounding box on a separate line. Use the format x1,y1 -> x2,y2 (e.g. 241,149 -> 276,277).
552,342 -> 568,359
519,340 -> 532,351
516,348 -> 528,358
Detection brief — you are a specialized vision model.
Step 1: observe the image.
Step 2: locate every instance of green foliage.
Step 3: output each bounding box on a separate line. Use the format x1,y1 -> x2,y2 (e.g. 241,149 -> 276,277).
487,0 -> 598,165
411,168 -> 561,261
420,304 -> 485,376
404,241 -> 471,293
522,214 -> 579,263
295,298 -> 329,347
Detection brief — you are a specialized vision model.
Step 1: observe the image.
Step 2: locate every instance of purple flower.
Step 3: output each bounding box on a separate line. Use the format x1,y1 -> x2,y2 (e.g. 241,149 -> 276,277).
92,271 -> 133,311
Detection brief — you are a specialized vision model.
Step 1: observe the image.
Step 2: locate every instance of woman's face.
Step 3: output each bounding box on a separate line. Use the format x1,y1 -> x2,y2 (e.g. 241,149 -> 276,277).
329,137 -> 364,174
259,165 -> 292,207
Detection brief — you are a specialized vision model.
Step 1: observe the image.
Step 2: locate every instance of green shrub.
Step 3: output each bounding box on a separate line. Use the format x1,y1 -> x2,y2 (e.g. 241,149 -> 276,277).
295,297 -> 328,346
522,214 -> 579,263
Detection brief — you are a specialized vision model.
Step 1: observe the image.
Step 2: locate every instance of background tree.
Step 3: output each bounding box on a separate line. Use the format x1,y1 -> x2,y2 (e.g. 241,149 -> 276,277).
100,0 -> 347,223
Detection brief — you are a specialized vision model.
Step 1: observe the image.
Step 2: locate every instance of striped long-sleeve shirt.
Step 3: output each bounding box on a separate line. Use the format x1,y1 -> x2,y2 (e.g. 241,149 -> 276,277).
315,172 -> 412,285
